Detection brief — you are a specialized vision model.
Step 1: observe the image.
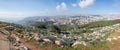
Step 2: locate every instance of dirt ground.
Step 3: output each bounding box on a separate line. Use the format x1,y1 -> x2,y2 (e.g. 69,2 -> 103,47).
0,32 -> 10,50
111,29 -> 120,50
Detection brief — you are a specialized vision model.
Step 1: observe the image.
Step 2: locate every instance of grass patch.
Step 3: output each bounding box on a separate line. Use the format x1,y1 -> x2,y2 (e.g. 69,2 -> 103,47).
51,41 -> 112,50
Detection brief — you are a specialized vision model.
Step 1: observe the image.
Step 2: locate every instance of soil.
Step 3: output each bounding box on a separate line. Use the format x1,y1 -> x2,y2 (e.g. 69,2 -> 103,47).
0,32 -> 10,50
111,29 -> 120,50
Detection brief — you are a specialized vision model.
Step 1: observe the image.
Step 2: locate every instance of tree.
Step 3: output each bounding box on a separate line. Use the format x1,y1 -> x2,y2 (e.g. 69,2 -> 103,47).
32,22 -> 47,29
48,25 -> 61,34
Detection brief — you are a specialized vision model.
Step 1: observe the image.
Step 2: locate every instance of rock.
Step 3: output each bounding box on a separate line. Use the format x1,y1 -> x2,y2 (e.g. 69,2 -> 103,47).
42,36 -> 57,43
106,38 -> 112,41
55,40 -> 61,46
28,37 -> 33,40
113,37 -> 118,40
5,26 -> 14,31
19,45 -> 28,50
16,28 -> 23,33
118,36 -> 120,38
43,38 -> 51,42
72,41 -> 87,48
13,42 -> 21,47
55,39 -> 70,47
33,34 -> 40,41
72,41 -> 81,47
15,36 -> 20,42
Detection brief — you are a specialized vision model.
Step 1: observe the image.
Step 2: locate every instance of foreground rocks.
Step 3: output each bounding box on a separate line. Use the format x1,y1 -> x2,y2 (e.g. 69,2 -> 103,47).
0,26 -> 29,50
1,23 -> 120,50
8,33 -> 29,50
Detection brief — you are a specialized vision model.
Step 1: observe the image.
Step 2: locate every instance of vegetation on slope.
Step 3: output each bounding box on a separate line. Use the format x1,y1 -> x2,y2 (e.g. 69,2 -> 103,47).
0,19 -> 118,50
78,19 -> 120,29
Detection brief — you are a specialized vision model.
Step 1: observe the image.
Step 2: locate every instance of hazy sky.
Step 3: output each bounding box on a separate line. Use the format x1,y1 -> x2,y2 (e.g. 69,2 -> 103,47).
0,0 -> 120,18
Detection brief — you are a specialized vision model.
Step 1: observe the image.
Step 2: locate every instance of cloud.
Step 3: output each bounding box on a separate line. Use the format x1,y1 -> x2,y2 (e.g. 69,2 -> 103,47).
56,2 -> 68,11
79,0 -> 95,8
72,3 -> 77,7
56,5 -> 61,11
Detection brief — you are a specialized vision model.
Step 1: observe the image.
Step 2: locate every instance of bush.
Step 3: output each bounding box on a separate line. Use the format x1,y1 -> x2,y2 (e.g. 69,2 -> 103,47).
0,24 -> 7,27
79,19 -> 120,29
80,29 -> 93,33
48,25 -> 61,34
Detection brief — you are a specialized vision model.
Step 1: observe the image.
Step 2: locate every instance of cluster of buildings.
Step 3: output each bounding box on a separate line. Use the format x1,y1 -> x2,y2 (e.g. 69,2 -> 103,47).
24,15 -> 120,25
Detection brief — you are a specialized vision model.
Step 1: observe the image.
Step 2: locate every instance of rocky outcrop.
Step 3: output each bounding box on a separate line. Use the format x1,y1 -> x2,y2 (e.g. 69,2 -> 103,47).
5,26 -> 14,31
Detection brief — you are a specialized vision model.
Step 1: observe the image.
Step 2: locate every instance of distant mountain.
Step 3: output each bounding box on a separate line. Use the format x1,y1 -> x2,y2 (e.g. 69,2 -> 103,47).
0,17 -> 25,23
16,16 -> 53,25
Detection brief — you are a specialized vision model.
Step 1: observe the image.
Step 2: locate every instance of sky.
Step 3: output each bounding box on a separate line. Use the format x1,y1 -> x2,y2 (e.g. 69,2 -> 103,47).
0,0 -> 120,19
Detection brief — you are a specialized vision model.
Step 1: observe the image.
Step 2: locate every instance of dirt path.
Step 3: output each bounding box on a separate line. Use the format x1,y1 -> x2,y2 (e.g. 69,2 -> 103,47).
110,29 -> 120,50
0,32 -> 10,50
20,37 -> 43,50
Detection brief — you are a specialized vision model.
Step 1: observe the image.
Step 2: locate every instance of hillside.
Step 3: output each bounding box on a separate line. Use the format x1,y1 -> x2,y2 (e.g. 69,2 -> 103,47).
0,29 -> 10,50
1,19 -> 120,50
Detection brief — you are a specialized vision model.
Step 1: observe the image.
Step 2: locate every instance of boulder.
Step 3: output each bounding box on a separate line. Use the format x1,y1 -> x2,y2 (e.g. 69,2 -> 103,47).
42,36 -> 57,43
19,45 -> 28,50
55,39 -> 70,47
72,41 -> 87,48
43,38 -> 51,42
5,26 -> 14,31
55,40 -> 61,46
106,38 -> 112,41
33,34 -> 40,41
